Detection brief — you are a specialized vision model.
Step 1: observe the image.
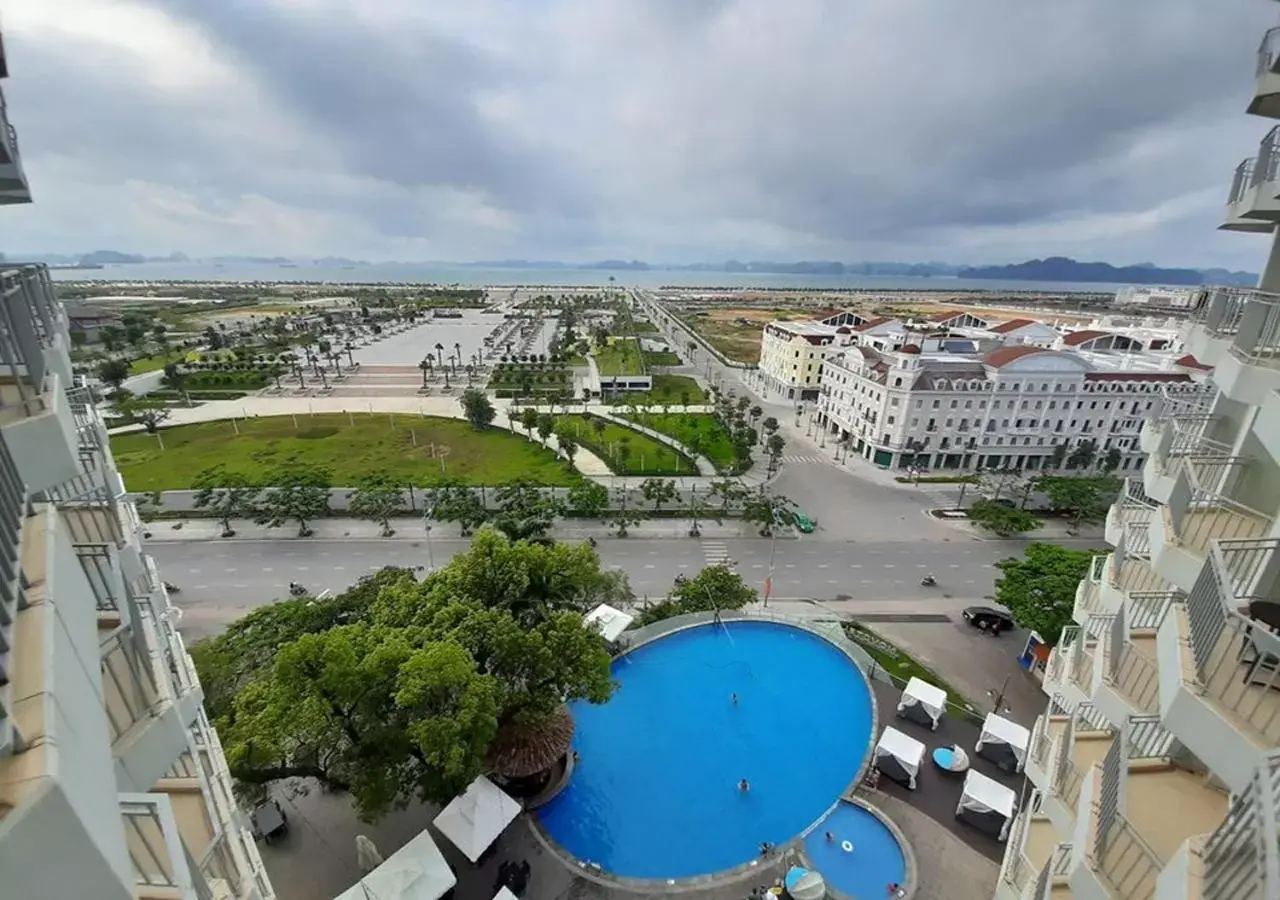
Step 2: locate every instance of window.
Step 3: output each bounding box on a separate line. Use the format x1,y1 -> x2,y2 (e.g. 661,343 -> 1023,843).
945,418 -> 954,427
950,400 -> 958,409
894,377 -> 902,387
1001,419 -> 1010,428
890,397 -> 900,407
887,416 -> 895,425
964,400 -> 973,409
932,400 -> 940,409
911,417 -> 919,427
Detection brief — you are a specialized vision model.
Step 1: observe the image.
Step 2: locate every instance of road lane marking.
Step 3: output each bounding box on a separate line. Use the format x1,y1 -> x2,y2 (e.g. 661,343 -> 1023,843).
643,564 -> 655,569
261,567 -> 273,572
883,564 -> 894,569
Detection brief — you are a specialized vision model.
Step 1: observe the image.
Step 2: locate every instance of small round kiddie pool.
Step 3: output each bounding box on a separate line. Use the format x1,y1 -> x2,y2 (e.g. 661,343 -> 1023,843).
535,619 -> 875,882
804,801 -> 910,898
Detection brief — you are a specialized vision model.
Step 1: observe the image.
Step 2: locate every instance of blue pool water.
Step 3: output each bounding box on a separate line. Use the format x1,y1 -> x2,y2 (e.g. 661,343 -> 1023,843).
804,802 -> 907,897
537,620 -> 874,879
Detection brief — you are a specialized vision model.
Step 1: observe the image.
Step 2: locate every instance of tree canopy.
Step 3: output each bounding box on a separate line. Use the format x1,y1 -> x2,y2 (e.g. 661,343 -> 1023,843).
193,531 -> 625,820
994,543 -> 1095,644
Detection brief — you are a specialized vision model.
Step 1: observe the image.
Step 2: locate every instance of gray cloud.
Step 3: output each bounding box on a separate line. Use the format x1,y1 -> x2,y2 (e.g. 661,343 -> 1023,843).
2,0 -> 1277,269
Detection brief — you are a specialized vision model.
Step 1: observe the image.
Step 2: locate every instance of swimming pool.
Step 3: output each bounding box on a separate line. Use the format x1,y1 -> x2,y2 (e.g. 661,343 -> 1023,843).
804,802 -> 907,898
536,620 -> 874,879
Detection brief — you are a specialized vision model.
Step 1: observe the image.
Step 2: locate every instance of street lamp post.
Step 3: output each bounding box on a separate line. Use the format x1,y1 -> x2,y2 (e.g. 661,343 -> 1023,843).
422,515 -> 436,572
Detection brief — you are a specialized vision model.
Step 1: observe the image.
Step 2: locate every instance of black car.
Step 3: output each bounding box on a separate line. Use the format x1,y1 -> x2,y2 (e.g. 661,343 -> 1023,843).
962,606 -> 1015,635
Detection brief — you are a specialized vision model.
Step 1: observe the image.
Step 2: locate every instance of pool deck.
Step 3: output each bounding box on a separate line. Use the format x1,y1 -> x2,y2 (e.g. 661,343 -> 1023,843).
863,678 -> 1023,863
260,634 -> 1016,900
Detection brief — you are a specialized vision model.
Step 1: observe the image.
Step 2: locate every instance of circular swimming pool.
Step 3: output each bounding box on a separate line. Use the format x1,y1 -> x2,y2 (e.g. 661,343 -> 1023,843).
804,801 -> 908,898
536,619 -> 875,880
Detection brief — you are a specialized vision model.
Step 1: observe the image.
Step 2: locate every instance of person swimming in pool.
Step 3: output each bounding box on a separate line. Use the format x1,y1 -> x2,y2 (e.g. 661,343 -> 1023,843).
738,778 -> 750,793
731,692 -> 739,705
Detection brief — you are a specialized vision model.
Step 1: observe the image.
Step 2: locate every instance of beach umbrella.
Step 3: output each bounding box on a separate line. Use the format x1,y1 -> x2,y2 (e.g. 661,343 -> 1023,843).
784,866 -> 826,900
356,835 -> 384,873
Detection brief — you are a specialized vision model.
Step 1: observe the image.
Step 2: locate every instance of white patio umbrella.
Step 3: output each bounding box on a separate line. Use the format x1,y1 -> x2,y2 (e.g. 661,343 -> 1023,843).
433,775 -> 523,863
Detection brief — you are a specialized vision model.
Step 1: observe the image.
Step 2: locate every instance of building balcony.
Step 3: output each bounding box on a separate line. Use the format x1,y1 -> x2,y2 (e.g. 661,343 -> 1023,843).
121,792 -> 202,899
1095,595 -> 1176,726
1073,556 -> 1111,625
0,87 -> 30,206
1040,706 -> 1113,835
1143,415 -> 1234,506
1156,541 -> 1280,794
1026,700 -> 1071,791
1248,25 -> 1280,119
0,506 -> 136,900
1104,479 -> 1157,547
1139,387 -> 1218,456
1200,287 -> 1280,405
1186,288 -> 1251,368
997,799 -> 1062,900
1220,159 -> 1276,233
1187,752 -> 1280,900
1075,734 -> 1226,900
1148,456 -> 1274,594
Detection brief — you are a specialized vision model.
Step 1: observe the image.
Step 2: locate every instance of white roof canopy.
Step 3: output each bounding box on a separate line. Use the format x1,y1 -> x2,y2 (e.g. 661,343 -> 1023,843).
432,776 -> 522,864
897,677 -> 947,727
875,726 -> 925,788
584,604 -> 634,642
962,773 -> 1018,824
333,828 -> 456,900
977,713 -> 1031,769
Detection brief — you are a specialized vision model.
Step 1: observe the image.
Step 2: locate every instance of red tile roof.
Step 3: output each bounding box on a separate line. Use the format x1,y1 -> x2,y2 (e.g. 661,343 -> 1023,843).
983,346 -> 1049,367
988,318 -> 1036,334
1062,329 -> 1110,346
1175,354 -> 1213,371
1083,372 -> 1192,382
928,309 -> 966,322
854,316 -> 893,332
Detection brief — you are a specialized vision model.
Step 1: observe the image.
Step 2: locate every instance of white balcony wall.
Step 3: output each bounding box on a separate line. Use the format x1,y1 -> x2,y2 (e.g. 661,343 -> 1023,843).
0,510 -> 133,899
2,371 -> 80,494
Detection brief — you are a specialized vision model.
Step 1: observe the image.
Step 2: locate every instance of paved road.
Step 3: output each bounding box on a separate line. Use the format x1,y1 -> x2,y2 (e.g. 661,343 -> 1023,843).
152,536 -> 1035,640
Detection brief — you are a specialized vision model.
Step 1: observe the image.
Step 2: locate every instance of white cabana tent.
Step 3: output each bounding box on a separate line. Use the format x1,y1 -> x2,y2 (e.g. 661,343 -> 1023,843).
433,776 -> 522,863
494,889 -> 519,900
896,676 -> 947,730
874,726 -> 925,789
584,604 -> 634,642
955,770 -> 1017,840
334,828 -> 456,900
975,713 -> 1031,773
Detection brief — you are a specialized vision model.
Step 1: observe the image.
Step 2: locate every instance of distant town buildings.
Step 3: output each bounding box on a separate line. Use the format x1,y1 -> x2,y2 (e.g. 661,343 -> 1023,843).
757,306 -> 1213,472
1113,285 -> 1203,311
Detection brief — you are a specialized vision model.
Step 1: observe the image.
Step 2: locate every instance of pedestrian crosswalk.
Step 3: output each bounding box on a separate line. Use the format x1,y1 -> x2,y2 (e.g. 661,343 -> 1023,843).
701,539 -> 733,568
779,453 -> 828,465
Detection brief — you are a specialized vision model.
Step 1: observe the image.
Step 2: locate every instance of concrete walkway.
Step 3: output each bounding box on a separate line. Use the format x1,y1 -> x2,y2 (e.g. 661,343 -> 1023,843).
592,409 -> 719,476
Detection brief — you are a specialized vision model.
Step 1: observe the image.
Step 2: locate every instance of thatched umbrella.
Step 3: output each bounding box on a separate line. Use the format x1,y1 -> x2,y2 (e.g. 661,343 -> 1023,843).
486,705 -> 575,779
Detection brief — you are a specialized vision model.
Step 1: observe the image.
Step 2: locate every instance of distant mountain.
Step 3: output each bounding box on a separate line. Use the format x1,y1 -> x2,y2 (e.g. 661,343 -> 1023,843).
957,257 -> 1257,286
1197,267 -> 1257,287
579,259 -> 651,270
79,250 -> 146,265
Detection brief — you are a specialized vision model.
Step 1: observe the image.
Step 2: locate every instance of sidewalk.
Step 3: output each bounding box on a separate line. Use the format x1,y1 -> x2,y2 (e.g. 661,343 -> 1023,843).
141,515 -> 777,543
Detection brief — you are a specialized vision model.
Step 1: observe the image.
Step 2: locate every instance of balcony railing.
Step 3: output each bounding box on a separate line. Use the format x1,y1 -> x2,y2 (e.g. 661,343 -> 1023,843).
1253,125 -> 1280,190
1002,806 -> 1035,894
1053,716 -> 1086,810
1259,25 -> 1280,78
1166,456 -> 1275,556
1184,545 -> 1280,746
121,795 -> 189,892
1092,738 -> 1163,900
0,431 -> 26,757
1197,286 -> 1254,338
1227,287 -> 1280,369
101,625 -> 160,742
1229,158 -> 1258,206
1202,750 -> 1280,900
1147,384 -> 1218,423
1106,605 -> 1161,714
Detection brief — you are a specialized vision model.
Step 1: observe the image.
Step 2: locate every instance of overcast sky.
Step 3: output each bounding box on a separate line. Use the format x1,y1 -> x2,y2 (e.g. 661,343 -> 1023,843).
2,0 -> 1279,268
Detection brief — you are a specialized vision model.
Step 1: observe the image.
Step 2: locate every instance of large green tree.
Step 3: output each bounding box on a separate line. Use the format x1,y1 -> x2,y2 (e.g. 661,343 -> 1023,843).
994,543 -> 1094,644
347,474 -> 406,536
192,466 -> 260,537
634,563 -> 756,626
967,499 -> 1041,537
1035,475 -> 1121,531
253,465 -> 332,536
194,534 -> 623,820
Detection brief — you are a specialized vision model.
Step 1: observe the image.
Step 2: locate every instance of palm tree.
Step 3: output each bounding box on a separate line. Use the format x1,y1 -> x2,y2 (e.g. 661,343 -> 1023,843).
434,342 -> 445,367
344,342 -> 356,367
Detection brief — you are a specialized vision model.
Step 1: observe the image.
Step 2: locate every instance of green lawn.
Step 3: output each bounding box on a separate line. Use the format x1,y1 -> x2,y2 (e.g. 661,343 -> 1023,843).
642,350 -> 682,366
622,412 -> 737,471
110,414 -> 579,490
608,374 -> 706,406
128,352 -> 181,375
552,414 -> 696,476
592,338 -> 645,376
629,320 -> 659,334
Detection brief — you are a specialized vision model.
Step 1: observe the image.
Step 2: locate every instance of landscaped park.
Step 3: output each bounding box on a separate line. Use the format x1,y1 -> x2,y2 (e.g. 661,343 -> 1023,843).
109,414 -> 580,490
